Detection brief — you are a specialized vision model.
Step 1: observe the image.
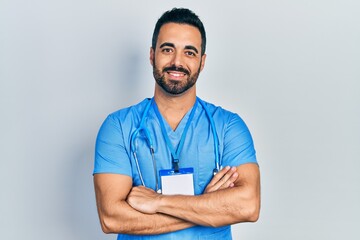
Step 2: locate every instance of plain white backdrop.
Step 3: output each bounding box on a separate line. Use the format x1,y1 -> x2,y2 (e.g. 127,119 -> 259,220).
1,1 -> 359,239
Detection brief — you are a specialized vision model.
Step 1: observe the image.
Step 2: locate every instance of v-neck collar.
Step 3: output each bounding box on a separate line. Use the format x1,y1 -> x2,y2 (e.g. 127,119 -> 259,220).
157,103 -> 196,136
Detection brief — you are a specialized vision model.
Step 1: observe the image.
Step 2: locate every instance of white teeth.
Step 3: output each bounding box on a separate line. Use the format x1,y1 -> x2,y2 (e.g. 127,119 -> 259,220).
168,72 -> 185,77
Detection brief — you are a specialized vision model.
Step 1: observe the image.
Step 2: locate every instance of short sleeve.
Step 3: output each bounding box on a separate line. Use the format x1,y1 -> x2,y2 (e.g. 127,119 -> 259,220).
222,114 -> 257,167
93,114 -> 132,176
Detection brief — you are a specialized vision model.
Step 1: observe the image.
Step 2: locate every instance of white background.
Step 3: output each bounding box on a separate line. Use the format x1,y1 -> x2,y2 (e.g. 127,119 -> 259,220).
1,1 -> 359,239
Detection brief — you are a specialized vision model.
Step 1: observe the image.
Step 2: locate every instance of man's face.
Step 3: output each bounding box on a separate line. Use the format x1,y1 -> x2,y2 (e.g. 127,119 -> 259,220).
150,23 -> 206,95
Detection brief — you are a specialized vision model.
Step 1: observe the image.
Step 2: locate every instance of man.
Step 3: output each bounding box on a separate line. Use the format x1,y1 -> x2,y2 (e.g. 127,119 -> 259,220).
94,8 -> 260,239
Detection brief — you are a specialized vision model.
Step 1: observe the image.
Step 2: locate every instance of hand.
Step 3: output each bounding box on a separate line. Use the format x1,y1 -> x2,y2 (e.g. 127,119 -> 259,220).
204,166 -> 238,193
127,186 -> 161,214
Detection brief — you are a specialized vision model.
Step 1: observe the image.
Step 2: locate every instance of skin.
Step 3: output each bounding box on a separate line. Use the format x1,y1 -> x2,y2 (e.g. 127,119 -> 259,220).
94,23 -> 260,234
94,167 -> 239,234
150,23 -> 206,130
127,164 -> 260,227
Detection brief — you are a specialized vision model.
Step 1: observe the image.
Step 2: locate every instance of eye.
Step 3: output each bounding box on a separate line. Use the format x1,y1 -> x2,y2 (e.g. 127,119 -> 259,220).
185,51 -> 196,57
161,48 -> 173,53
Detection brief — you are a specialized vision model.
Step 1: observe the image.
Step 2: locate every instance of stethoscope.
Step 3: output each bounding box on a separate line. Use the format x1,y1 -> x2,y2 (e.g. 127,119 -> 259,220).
130,97 -> 220,192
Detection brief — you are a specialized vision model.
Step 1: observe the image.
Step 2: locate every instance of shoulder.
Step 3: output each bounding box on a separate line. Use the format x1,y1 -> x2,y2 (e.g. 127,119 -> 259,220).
197,97 -> 242,123
98,98 -> 151,135
106,98 -> 151,124
198,99 -> 257,165
197,98 -> 251,137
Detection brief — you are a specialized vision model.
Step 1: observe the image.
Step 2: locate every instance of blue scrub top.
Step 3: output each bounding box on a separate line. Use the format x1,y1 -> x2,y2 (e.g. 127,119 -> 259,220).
94,97 -> 257,239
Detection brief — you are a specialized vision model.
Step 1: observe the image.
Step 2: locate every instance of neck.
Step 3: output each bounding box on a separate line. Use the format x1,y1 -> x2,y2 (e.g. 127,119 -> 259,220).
154,85 -> 197,130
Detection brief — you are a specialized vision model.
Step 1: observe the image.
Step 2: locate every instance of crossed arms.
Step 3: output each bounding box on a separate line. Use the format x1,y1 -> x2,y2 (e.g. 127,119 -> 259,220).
94,163 -> 260,235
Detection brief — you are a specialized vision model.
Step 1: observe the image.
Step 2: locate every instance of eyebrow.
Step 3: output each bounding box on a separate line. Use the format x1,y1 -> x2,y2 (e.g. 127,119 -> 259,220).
159,42 -> 175,49
159,42 -> 199,54
184,45 -> 199,54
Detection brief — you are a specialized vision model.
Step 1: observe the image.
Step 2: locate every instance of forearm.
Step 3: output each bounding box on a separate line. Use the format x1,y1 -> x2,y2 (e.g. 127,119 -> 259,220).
126,164 -> 260,228
99,199 -> 194,235
94,174 -> 194,235
157,186 -> 259,227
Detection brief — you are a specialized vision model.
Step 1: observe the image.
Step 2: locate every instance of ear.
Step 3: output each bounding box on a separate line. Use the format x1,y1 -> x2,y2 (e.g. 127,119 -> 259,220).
200,54 -> 207,72
150,47 -> 155,66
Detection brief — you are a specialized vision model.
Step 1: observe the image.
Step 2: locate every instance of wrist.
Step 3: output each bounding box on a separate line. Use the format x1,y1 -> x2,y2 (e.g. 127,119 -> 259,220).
155,194 -> 165,213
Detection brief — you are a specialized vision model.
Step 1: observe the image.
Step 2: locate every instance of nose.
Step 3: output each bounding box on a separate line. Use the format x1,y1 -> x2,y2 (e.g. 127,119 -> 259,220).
170,50 -> 184,67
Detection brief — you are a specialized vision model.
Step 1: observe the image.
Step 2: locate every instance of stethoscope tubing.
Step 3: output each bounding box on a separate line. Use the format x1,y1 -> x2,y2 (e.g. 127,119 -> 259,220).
130,97 -> 220,189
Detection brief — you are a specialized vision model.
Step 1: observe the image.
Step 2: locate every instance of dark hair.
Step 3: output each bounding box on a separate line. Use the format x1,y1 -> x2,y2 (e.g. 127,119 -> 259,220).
152,8 -> 206,55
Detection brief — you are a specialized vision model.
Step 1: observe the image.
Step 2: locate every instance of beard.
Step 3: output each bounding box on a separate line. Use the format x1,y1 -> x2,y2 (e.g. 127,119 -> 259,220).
153,62 -> 201,95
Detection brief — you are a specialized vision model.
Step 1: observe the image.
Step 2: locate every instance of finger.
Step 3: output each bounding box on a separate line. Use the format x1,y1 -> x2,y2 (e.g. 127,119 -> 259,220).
208,166 -> 231,187
212,167 -> 237,189
204,166 -> 231,192
208,168 -> 238,192
218,171 -> 238,189
204,166 -> 235,193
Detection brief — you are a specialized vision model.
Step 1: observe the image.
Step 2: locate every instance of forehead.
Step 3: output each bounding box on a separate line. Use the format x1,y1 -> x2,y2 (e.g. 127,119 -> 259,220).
157,23 -> 202,48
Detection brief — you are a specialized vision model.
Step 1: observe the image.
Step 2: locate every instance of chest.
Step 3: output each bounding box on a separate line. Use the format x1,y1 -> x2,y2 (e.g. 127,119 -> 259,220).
130,119 -> 219,194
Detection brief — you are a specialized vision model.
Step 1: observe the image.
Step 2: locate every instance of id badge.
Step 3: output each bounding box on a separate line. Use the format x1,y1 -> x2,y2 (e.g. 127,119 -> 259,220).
159,168 -> 194,195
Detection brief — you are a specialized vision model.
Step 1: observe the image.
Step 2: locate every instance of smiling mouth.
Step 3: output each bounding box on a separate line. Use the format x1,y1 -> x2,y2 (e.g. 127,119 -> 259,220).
163,65 -> 190,76
167,71 -> 187,77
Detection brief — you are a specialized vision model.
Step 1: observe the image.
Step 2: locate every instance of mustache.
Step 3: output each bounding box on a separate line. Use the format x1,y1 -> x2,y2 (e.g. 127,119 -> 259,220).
163,65 -> 190,75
